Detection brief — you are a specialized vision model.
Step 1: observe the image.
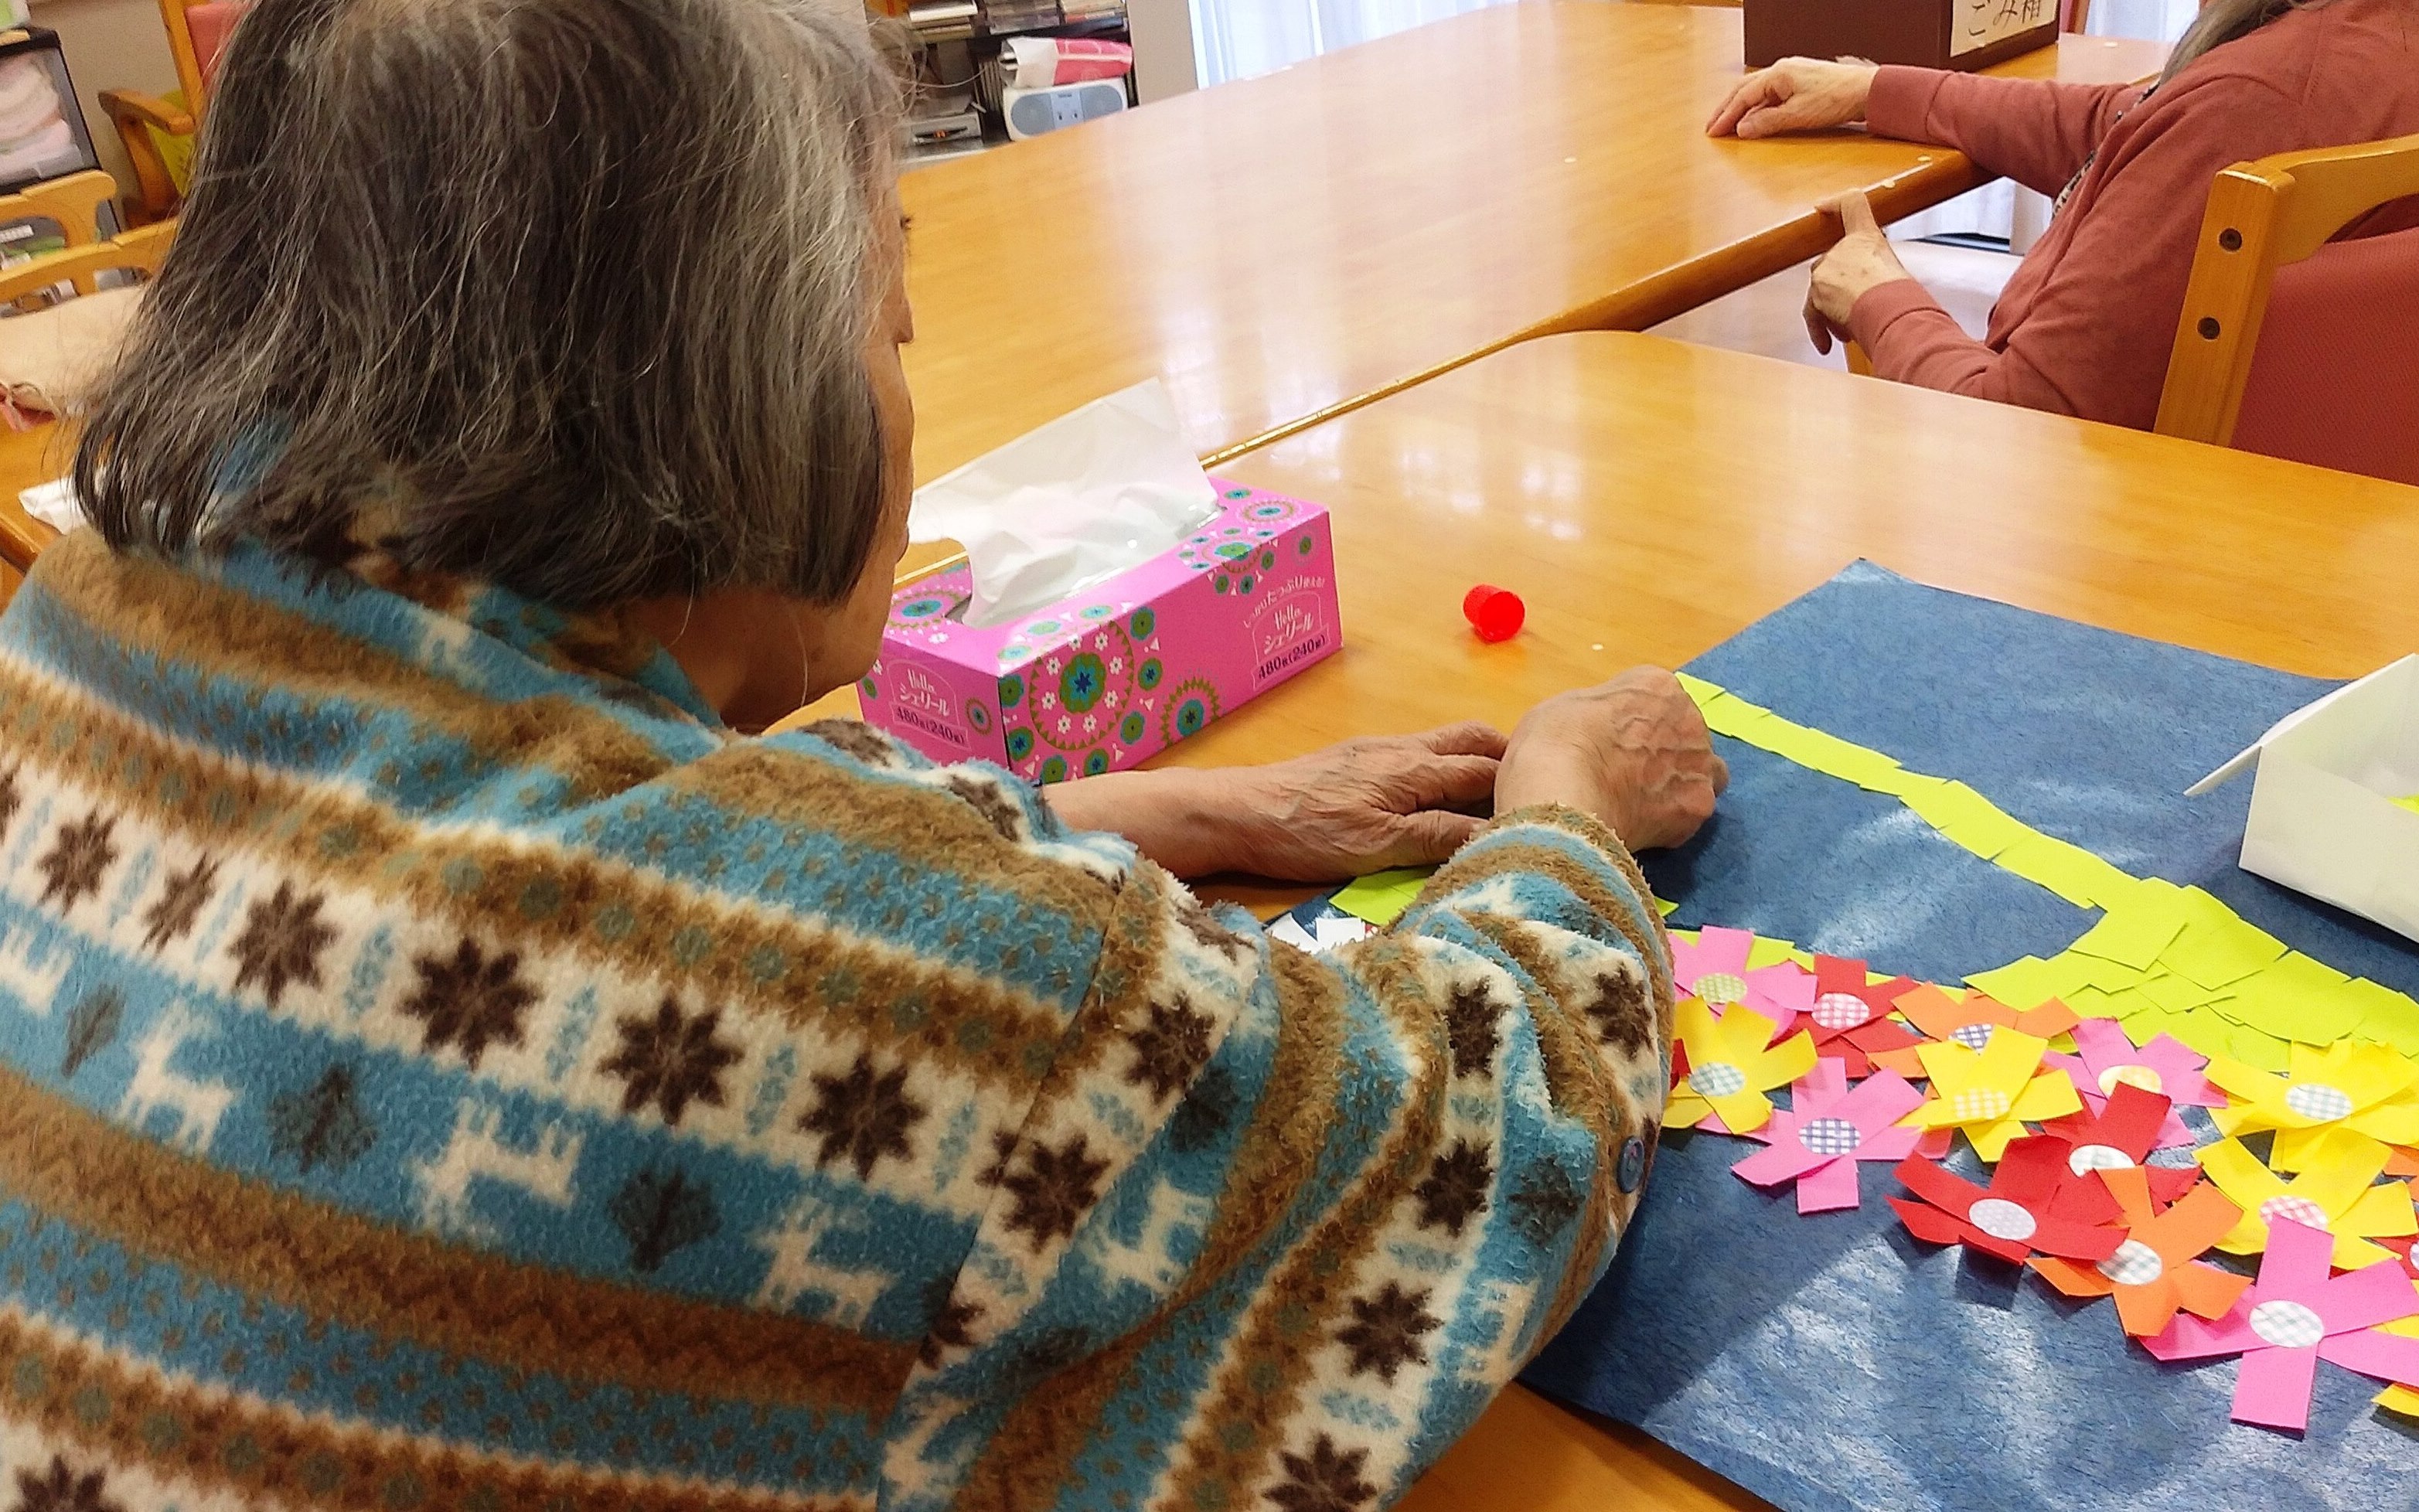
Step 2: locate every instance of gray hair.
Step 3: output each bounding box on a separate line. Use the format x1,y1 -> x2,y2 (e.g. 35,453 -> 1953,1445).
2161,0 -> 2325,83
77,0 -> 905,610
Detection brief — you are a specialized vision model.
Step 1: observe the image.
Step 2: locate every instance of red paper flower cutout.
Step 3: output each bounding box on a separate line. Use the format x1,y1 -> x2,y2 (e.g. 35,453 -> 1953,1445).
2034,1081 -> 2203,1217
1803,956 -> 1927,1078
1890,1134 -> 2125,1265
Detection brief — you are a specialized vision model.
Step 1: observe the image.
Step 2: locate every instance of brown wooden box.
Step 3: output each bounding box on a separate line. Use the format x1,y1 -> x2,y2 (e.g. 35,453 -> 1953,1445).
1743,0 -> 2058,72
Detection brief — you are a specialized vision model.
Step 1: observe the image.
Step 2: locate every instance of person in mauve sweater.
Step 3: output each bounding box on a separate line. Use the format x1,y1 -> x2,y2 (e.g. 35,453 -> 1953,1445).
1706,0 -> 2419,430
0,1 -> 1730,1508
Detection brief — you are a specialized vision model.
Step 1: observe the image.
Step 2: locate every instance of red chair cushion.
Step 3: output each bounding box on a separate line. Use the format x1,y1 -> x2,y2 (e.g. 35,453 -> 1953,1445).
2230,224 -> 2419,488
187,2 -> 251,100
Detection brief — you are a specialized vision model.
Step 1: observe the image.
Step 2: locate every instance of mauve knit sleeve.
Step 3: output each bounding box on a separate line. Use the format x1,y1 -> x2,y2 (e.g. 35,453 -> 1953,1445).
1866,66 -> 2144,198
1849,73 -> 2304,428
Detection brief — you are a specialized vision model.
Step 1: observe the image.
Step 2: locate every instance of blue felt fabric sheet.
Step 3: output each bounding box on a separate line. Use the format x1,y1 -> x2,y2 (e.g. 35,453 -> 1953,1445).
1518,563 -> 2419,1512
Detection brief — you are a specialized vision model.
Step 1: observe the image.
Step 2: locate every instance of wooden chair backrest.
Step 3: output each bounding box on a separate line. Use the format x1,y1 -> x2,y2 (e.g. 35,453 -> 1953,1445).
2155,131 -> 2419,449
159,0 -> 250,110
0,221 -> 175,307
0,172 -> 117,249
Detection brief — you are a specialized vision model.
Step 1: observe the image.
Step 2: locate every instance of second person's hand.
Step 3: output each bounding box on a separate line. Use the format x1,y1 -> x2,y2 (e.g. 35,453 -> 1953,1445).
1707,56 -> 1881,139
1803,190 -> 1913,354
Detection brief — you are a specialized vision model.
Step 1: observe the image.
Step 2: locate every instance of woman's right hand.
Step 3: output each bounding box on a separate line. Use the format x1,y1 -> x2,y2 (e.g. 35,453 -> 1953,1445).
1495,669 -> 1728,852
1706,57 -> 1881,139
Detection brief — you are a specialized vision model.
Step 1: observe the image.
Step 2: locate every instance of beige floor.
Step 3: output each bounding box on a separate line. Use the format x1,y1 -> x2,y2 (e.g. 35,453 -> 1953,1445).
1649,239 -> 2022,369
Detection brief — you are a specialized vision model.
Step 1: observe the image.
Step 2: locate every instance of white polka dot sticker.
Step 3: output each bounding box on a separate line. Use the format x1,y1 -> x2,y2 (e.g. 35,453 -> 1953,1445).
1811,993 -> 1871,1030
1950,1088 -> 2014,1122
2248,1299 -> 2326,1350
1695,972 -> 1748,1008
2099,1064 -> 2165,1097
2259,1195 -> 2332,1231
2282,1082 -> 2355,1122
2098,1240 -> 2165,1286
1951,1023 -> 1996,1051
1689,1061 -> 1749,1098
1799,1117 -> 1862,1157
2067,1143 -> 2136,1177
1967,1198 -> 2039,1244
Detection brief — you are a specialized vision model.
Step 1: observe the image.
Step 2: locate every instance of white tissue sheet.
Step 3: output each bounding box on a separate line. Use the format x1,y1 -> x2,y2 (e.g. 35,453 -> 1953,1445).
906,378 -> 1218,629
18,476 -> 83,534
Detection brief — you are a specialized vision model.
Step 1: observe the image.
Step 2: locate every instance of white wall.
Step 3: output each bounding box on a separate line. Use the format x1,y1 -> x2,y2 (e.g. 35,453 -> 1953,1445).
27,0 -> 181,199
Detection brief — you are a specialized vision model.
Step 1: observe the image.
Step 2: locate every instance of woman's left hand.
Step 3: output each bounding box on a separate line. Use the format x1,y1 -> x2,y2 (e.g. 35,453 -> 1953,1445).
1044,724 -> 1506,880
1804,191 -> 1913,354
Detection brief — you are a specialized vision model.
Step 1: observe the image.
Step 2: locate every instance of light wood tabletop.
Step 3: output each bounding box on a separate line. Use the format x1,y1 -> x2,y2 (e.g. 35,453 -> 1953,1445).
899,2 -> 2166,482
0,422 -> 66,574
1144,328 -> 2419,1505
0,12 -> 2165,577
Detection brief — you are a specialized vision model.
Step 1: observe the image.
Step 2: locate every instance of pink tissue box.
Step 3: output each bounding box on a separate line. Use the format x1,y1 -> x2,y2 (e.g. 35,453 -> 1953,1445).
859,480 -> 1341,782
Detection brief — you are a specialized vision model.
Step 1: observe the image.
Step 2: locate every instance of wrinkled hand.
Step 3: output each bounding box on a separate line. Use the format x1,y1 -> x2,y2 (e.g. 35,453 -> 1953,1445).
1803,191 -> 1912,355
1706,56 -> 1879,139
1211,723 -> 1507,880
1494,668 -> 1727,851
1044,724 -> 1505,880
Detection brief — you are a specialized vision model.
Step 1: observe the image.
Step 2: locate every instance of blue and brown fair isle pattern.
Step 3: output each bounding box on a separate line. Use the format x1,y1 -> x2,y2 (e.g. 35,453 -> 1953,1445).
0,529 -> 1673,1512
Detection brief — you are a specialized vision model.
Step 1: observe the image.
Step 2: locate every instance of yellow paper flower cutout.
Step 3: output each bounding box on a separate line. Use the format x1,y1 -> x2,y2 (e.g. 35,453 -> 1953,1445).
1664,997 -> 1815,1135
2197,1129 -> 2418,1270
1900,1027 -> 2080,1161
2206,1040 -> 2419,1172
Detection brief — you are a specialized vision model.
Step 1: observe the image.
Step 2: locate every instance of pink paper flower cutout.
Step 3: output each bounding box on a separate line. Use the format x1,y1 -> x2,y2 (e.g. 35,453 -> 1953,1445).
2142,1217 -> 2419,1432
1734,1059 -> 1927,1214
1671,927 -> 1815,1030
2045,1018 -> 2216,1149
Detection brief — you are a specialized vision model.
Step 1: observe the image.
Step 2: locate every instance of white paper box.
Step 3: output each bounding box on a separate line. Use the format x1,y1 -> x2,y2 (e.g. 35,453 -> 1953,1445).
2188,656 -> 2419,943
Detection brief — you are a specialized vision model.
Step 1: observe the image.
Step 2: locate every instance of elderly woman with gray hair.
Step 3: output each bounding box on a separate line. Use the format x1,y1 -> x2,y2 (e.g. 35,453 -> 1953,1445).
0,1 -> 1725,1507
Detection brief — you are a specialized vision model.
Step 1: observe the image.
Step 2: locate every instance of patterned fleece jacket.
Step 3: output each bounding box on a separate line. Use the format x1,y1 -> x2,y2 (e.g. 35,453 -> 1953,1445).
0,528 -> 1673,1512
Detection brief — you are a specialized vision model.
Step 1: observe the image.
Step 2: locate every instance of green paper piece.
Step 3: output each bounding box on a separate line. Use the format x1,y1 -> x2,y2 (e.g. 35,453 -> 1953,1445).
2077,954 -> 2152,993
2135,972 -> 2212,1014
1993,834 -> 2135,909
2346,977 -> 2419,1054
2209,955 -> 2363,1046
2393,793 -> 2419,815
1754,720 -> 1906,791
1964,956 -> 2063,1009
2063,985 -> 2119,1017
1745,935 -> 1801,969
2221,1020 -> 2291,1072
1654,894 -> 1679,918
2066,885 -> 2190,972
1330,867 -> 1433,927
2160,887 -> 2288,990
2164,1010 -> 2233,1063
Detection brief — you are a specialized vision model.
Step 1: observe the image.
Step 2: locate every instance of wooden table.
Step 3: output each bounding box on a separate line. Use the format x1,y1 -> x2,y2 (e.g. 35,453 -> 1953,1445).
0,421 -> 67,584
0,12 -> 2163,577
1160,329 -> 2419,1506
901,2 -> 2165,482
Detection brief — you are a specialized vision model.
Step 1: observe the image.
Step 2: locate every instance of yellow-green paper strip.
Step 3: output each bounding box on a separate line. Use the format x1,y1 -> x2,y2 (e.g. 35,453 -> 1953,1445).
1330,868 -> 1430,926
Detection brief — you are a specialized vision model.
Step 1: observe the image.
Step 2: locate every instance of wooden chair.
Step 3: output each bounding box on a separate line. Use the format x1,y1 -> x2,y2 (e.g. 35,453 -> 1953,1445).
2155,131 -> 2419,486
0,220 -> 175,307
0,171 -> 121,297
97,0 -> 250,226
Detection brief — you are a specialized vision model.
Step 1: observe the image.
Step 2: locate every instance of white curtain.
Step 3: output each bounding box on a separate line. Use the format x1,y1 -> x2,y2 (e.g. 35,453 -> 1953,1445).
1190,0 -> 1515,87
